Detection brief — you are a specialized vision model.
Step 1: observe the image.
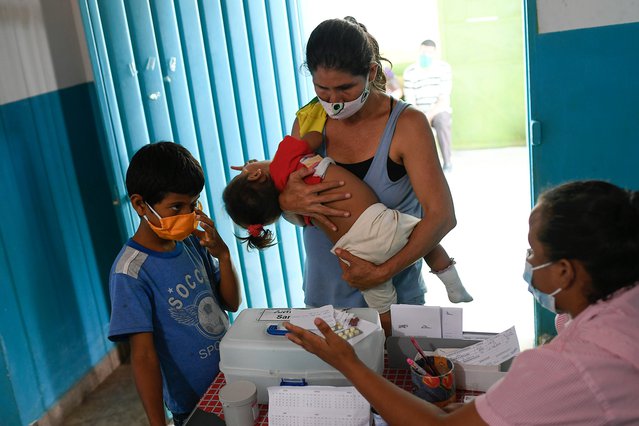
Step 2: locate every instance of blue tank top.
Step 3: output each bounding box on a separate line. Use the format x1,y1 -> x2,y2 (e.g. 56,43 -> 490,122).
303,100 -> 426,308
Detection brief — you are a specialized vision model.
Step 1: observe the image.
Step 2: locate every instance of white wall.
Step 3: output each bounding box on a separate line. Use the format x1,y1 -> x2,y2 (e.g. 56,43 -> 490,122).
300,0 -> 440,63
0,0 -> 91,105
537,0 -> 639,33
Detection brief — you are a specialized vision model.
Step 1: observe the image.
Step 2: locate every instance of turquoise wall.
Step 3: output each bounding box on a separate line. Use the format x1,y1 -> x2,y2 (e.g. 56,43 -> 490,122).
524,2 -> 639,339
0,82 -> 121,425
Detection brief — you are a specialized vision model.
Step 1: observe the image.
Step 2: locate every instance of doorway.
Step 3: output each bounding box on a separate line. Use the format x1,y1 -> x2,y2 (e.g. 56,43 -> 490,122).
300,0 -> 534,348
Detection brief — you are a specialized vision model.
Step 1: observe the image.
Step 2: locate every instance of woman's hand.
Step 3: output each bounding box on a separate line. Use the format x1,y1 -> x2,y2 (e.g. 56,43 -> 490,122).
193,209 -> 230,260
284,318 -> 361,372
335,248 -> 390,289
279,167 -> 351,231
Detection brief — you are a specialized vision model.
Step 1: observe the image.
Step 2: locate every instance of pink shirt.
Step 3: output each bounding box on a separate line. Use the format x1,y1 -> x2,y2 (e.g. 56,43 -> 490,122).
475,284 -> 639,425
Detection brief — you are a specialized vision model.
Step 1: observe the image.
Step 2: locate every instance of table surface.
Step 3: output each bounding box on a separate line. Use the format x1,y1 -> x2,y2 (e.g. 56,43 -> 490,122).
196,357 -> 482,425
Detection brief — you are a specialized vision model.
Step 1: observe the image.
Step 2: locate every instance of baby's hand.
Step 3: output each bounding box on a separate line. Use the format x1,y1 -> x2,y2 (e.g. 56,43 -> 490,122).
193,208 -> 229,259
230,159 -> 257,172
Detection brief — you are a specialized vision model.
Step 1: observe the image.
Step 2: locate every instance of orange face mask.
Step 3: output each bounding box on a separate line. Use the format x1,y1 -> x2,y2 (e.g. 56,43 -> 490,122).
144,201 -> 201,241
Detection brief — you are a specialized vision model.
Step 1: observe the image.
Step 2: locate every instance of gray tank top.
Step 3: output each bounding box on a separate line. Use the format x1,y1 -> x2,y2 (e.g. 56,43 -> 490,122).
303,99 -> 426,308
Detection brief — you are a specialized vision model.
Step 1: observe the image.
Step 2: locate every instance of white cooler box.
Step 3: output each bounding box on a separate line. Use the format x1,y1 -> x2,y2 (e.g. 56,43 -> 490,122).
219,308 -> 385,403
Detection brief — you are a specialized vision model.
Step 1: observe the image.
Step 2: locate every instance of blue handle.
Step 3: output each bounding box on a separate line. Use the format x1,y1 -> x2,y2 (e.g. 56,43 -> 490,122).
280,378 -> 307,387
266,324 -> 288,336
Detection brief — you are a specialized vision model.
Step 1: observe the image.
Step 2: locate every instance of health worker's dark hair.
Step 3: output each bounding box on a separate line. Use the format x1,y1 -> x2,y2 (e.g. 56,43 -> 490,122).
537,180 -> 639,303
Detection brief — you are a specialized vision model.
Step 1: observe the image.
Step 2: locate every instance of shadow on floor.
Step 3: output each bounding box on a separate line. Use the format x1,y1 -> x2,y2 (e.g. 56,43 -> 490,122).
61,362 -> 148,426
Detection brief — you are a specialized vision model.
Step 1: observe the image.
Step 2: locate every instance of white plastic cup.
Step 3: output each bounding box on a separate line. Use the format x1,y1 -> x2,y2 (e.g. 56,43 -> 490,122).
218,380 -> 258,426
372,408 -> 389,425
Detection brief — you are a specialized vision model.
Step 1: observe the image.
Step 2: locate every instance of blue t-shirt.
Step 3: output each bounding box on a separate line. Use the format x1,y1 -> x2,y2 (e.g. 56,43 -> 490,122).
108,236 -> 229,414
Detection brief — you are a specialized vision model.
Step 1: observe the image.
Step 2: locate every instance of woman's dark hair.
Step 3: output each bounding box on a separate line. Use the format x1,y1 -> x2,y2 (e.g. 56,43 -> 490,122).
222,174 -> 282,250
537,180 -> 639,303
305,17 -> 390,92
126,141 -> 204,205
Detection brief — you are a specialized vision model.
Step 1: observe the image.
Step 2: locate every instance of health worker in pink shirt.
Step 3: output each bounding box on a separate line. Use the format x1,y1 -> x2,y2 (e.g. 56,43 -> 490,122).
285,180 -> 639,425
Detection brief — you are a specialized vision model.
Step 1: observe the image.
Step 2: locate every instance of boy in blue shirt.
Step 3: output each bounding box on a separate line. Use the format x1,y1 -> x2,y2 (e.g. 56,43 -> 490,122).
108,142 -> 241,426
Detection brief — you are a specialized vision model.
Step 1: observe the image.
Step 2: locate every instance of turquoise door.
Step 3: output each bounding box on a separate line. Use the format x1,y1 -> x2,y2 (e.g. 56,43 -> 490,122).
524,0 -> 639,340
79,0 -> 312,313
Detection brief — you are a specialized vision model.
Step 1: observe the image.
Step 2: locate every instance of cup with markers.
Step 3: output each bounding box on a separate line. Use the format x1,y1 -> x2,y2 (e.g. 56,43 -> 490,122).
407,337 -> 456,407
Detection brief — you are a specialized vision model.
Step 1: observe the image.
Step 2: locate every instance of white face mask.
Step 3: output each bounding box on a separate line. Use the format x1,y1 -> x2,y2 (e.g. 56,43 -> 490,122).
523,258 -> 562,313
318,78 -> 370,120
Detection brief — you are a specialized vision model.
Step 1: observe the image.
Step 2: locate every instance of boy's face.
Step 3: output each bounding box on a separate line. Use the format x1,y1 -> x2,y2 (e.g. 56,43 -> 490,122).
145,193 -> 200,224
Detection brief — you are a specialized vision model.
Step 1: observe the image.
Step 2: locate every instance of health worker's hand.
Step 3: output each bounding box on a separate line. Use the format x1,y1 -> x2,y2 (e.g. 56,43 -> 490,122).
193,209 -> 230,260
284,318 -> 361,372
278,167 -> 351,231
334,248 -> 390,290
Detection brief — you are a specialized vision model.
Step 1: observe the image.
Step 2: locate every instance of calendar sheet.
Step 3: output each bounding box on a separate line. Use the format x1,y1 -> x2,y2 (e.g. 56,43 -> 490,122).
267,386 -> 370,426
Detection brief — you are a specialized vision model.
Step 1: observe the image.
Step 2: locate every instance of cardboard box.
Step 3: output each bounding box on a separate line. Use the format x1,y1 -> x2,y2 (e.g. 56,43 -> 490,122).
386,334 -> 515,392
219,308 -> 385,403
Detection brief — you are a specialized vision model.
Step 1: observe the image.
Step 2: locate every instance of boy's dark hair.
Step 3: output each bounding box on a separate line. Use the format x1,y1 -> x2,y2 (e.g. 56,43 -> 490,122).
126,142 -> 205,205
538,180 -> 639,303
305,17 -> 389,92
222,174 -> 282,250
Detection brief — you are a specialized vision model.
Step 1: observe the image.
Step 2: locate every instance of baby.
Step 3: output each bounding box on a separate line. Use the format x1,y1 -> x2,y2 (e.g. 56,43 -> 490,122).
223,132 -> 472,333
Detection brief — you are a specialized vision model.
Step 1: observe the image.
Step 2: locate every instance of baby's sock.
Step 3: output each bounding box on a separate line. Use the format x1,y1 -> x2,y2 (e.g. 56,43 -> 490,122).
431,260 -> 473,303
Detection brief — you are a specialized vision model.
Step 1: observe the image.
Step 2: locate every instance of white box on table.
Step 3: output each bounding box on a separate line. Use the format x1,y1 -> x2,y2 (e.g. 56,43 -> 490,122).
219,308 -> 385,403
386,334 -> 515,392
453,361 -> 510,392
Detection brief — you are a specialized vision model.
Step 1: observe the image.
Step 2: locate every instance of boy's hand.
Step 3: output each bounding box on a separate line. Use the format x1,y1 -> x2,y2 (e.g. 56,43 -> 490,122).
195,209 -> 242,311
193,209 -> 230,259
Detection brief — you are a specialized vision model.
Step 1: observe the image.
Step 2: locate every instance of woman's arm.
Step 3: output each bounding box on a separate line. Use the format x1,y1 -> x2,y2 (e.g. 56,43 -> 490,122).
284,318 -> 487,426
336,107 -> 456,288
278,119 -> 352,231
130,333 -> 167,426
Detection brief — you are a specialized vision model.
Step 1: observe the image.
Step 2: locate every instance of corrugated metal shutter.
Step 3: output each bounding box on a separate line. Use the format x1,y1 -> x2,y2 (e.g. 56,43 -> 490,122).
79,0 -> 313,311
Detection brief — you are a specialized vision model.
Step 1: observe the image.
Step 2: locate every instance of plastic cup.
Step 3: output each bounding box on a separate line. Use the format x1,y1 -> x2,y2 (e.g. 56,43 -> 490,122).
409,354 -> 456,407
218,380 -> 258,426
371,407 -> 389,425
